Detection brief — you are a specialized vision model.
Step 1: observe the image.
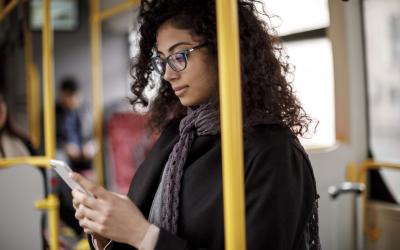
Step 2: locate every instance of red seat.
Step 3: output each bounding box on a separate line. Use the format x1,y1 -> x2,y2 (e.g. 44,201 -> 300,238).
107,113 -> 158,193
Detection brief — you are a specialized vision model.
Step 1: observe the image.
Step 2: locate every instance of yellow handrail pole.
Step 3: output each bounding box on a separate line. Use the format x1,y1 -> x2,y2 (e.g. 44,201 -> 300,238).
48,194 -> 60,250
88,0 -> 140,187
0,156 -> 50,168
97,0 -> 139,21
35,194 -> 60,250
357,160 -> 371,239
357,160 -> 400,240
42,0 -> 59,249
42,0 -> 56,160
216,1 -> 247,250
31,64 -> 41,147
0,0 -> 19,21
90,0 -> 105,186
24,21 -> 41,149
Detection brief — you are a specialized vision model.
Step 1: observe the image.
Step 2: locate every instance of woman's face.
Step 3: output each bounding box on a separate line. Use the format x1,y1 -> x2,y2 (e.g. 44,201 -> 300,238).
156,21 -> 217,107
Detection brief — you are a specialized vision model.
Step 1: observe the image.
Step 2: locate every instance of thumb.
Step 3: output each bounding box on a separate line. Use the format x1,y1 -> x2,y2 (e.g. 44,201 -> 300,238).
70,172 -> 106,198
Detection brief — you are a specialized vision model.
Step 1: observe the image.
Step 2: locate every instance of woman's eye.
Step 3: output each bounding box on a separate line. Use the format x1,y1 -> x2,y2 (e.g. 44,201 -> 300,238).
173,53 -> 186,62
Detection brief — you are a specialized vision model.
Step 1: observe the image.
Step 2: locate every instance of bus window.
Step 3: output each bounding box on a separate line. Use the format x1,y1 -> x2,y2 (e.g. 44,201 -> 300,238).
261,0 -> 335,149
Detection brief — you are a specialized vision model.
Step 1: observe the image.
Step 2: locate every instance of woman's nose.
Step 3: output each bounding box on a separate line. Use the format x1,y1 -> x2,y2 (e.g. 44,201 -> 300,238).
163,63 -> 179,82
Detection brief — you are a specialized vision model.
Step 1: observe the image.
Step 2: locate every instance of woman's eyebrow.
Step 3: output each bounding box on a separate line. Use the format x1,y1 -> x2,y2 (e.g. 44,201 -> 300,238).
168,42 -> 193,52
157,41 -> 193,55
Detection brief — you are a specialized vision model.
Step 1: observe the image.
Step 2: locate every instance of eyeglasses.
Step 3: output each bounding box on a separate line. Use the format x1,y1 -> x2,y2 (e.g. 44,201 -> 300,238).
151,43 -> 207,76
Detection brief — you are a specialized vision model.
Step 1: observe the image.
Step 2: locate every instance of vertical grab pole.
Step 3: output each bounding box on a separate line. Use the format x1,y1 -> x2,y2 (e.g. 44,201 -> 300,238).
24,20 -> 41,149
90,0 -> 105,186
216,1 -> 247,250
47,194 -> 60,250
42,0 -> 59,249
42,0 -> 56,159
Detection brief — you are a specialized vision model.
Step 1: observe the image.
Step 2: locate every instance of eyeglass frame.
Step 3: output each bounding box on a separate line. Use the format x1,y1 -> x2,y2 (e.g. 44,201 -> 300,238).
151,43 -> 208,76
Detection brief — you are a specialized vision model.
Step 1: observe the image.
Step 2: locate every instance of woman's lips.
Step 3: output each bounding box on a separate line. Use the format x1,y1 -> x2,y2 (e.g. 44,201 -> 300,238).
173,86 -> 188,97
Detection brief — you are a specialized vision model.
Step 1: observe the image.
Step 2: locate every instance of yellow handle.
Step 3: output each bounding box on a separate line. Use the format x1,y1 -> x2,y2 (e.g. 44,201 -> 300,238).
35,194 -> 60,250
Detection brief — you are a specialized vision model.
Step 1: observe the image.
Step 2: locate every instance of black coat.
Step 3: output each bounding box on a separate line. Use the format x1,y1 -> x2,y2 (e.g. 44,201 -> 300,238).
109,120 -> 318,250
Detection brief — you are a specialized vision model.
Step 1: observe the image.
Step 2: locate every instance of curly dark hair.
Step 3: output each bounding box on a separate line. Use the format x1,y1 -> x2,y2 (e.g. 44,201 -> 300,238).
130,0 -> 312,136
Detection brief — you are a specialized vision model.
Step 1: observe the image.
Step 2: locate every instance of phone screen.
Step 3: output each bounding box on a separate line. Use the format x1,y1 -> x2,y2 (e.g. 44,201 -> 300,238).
50,160 -> 93,197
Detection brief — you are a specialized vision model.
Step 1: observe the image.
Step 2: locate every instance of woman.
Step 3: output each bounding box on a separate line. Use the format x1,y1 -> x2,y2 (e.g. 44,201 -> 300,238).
71,0 -> 320,249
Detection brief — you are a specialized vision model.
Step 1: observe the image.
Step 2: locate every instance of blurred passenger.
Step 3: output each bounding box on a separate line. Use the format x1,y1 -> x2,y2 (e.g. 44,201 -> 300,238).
55,77 -> 95,237
56,77 -> 95,173
0,92 -> 34,157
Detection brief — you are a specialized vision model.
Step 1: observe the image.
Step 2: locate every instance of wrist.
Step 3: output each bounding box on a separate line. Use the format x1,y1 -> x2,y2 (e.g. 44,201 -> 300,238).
129,221 -> 151,248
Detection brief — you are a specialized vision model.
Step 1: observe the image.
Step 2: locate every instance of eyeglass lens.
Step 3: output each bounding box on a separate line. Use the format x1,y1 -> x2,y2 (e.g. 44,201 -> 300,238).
152,52 -> 188,76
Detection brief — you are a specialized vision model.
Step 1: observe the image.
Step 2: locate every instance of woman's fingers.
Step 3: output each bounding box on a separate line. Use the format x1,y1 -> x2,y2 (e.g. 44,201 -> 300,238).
72,188 -> 97,209
72,192 -> 82,210
79,217 -> 98,235
72,198 -> 79,210
75,205 -> 85,220
79,216 -> 111,236
75,203 -> 101,221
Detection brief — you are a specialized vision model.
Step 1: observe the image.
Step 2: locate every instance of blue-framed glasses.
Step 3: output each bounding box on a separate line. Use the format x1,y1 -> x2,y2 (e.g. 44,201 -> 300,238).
151,43 -> 207,76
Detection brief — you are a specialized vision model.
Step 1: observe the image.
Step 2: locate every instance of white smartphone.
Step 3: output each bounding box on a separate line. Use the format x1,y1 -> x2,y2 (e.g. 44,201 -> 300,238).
50,159 -> 93,197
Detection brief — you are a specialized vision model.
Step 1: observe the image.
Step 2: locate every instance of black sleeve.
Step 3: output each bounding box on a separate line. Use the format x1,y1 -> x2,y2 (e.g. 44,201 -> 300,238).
243,140 -> 315,250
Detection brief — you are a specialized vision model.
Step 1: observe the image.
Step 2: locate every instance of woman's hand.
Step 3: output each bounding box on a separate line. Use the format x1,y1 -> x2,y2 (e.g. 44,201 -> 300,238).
71,172 -> 150,248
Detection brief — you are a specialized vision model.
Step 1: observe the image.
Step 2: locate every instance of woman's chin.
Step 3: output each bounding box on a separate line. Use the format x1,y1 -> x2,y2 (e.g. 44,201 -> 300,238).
179,97 -> 194,107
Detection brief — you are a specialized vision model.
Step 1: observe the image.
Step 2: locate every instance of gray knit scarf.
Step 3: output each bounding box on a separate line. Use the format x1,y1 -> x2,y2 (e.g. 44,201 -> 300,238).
148,102 -> 220,234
